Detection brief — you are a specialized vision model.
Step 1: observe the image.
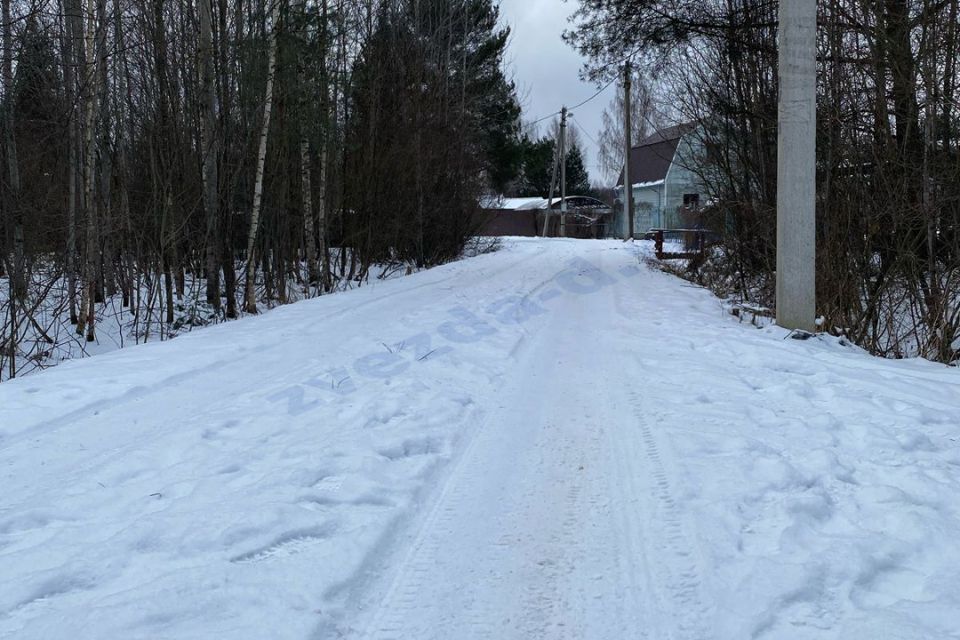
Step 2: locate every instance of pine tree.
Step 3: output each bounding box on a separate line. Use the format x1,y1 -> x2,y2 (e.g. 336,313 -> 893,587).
564,142 -> 591,195
346,0 -> 521,266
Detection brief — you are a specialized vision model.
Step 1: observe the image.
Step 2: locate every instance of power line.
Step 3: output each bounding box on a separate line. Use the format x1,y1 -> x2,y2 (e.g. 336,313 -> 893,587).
529,109 -> 562,126
528,75 -> 618,127
526,45 -> 647,132
570,118 -> 598,147
569,75 -> 617,111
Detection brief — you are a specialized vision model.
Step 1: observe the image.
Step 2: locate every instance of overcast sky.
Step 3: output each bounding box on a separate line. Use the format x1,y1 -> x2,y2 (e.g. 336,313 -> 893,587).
497,0 -> 613,183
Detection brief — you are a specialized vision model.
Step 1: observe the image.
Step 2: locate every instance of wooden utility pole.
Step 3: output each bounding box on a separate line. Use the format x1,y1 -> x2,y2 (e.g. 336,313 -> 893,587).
542,145 -> 559,236
559,106 -> 568,237
776,0 -> 816,332
623,62 -> 634,240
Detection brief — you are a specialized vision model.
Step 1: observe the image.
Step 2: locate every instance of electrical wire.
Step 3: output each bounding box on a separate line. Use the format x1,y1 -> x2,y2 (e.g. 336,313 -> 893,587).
522,49 -> 647,191
529,109 -> 562,126
568,75 -> 618,112
525,46 -> 643,128
571,118 -> 599,147
527,76 -> 617,127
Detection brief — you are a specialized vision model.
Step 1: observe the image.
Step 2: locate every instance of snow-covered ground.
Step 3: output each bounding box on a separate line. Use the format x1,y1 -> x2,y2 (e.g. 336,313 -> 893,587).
1,238 -> 958,639
0,250 -> 423,380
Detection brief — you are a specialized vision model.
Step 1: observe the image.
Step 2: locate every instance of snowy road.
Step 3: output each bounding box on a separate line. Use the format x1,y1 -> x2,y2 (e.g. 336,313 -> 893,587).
2,239 -> 959,639
355,249 -> 710,640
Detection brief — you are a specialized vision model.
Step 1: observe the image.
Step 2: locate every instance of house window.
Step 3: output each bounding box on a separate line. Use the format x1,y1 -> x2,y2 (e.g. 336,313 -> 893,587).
683,193 -> 700,208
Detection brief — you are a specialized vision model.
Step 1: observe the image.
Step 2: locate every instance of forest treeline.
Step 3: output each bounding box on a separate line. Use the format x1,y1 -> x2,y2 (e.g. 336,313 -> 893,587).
572,0 -> 960,363
0,0 -> 531,379
8,0 -> 958,377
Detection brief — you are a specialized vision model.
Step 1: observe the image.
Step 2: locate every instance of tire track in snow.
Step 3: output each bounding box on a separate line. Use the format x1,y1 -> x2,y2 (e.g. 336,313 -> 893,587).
600,414 -> 656,639
619,387 -> 712,640
513,425 -> 590,640
601,256 -> 711,639
356,403 -> 607,640
229,522 -> 339,564
358,419 -> 499,640
354,249 -> 617,640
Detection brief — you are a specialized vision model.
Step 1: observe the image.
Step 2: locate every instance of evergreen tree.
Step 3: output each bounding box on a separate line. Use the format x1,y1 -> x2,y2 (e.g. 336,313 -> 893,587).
564,142 -> 591,196
512,136 -> 591,198
346,0 -> 521,266
417,0 -> 522,193
514,136 -> 554,197
11,17 -> 65,253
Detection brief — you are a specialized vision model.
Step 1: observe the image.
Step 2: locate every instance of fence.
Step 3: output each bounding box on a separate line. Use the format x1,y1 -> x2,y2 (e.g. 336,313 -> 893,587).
650,228 -> 719,259
476,208 -> 613,239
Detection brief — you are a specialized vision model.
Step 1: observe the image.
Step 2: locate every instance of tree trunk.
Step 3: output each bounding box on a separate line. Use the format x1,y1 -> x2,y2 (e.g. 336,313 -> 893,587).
78,0 -> 100,342
298,43 -> 318,288
199,0 -> 221,311
2,0 -> 23,377
243,0 -> 282,314
318,127 -> 330,291
63,0 -> 83,325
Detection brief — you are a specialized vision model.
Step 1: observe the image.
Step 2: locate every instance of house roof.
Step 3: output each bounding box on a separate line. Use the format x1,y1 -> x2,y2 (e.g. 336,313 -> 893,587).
616,122 -> 697,188
480,196 -> 548,210
546,196 -> 612,210
481,195 -> 611,211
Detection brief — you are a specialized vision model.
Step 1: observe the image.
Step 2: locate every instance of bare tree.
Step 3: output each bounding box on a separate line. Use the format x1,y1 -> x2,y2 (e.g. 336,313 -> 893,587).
569,0 -> 960,362
199,0 -> 221,311
596,74 -> 660,186
76,0 -> 100,342
0,0 -> 522,380
243,0 -> 282,314
2,0 -> 22,376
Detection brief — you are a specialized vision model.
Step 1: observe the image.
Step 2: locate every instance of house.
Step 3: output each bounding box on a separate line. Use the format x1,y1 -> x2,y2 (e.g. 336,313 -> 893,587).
477,196 -> 613,238
615,123 -> 707,235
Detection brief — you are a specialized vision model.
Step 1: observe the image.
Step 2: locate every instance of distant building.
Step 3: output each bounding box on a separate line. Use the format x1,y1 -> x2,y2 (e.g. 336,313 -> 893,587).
615,123 -> 707,234
478,196 -> 612,238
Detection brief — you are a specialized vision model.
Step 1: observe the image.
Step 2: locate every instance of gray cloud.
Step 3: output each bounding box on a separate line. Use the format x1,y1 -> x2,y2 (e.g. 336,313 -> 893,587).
499,0 -> 614,185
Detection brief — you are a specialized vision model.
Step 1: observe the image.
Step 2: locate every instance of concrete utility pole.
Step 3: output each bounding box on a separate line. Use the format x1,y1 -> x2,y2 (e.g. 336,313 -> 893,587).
559,106 -> 568,237
623,62 -> 634,240
776,0 -> 817,332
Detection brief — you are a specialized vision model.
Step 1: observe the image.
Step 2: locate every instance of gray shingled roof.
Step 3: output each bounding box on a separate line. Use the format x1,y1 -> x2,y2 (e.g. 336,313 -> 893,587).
616,123 -> 697,187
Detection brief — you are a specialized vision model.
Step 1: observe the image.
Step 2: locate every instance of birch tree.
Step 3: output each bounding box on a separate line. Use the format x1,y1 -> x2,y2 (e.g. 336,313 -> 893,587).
243,0 -> 282,314
0,0 -> 525,379
76,0 -> 100,342
596,75 -> 659,186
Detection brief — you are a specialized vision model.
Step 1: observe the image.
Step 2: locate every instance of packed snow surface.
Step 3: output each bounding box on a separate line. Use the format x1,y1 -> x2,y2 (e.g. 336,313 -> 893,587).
1,239 -> 958,639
